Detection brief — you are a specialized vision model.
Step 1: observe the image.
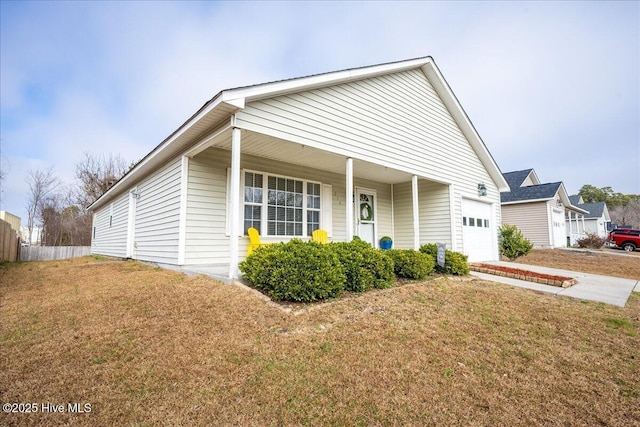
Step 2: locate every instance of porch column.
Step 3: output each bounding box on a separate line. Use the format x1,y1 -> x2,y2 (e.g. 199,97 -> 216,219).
412,175 -> 420,250
581,214 -> 585,234
346,158 -> 354,241
228,127 -> 241,279
569,211 -> 574,236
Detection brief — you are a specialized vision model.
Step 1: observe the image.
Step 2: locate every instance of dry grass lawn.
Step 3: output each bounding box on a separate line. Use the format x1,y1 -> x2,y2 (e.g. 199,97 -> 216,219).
1,256 -> 639,426
514,249 -> 640,280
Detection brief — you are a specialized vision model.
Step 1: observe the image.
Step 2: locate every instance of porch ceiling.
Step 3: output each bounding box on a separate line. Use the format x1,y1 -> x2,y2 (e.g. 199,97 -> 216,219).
208,128 -> 416,184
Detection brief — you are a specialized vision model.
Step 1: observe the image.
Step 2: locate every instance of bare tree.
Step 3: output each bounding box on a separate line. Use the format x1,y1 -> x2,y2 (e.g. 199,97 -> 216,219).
610,198 -> 640,228
25,167 -> 59,245
75,152 -> 130,208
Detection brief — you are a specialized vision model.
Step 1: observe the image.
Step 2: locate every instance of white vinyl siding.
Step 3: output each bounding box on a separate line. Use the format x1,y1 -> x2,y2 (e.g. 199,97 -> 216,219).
392,180 -> 452,250
501,202 -> 551,248
133,158 -> 182,264
235,68 -> 500,206
91,192 -> 129,257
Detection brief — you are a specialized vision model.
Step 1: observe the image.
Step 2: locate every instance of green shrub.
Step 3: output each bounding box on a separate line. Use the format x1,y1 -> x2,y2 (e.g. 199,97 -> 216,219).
386,249 -> 434,280
499,224 -> 533,261
419,244 -> 470,275
576,232 -> 607,249
239,240 -> 346,302
331,239 -> 395,292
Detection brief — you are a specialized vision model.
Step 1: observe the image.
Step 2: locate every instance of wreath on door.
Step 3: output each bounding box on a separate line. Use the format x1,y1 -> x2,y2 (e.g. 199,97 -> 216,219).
360,202 -> 373,221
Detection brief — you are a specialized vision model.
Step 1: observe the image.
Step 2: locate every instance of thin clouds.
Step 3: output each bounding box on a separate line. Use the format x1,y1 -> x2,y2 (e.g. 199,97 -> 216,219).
0,1 -> 638,221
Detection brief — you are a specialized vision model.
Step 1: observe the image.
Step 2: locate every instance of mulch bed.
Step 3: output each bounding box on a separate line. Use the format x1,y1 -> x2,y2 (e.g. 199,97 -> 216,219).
470,263 -> 576,288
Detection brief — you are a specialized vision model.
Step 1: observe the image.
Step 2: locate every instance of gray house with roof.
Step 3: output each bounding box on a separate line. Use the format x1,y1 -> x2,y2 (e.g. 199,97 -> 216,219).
501,169 -> 588,248
567,195 -> 610,240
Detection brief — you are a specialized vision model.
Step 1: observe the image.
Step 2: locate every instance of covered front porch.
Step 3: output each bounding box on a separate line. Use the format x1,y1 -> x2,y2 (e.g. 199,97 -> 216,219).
566,209 -> 587,246
181,121 -> 456,279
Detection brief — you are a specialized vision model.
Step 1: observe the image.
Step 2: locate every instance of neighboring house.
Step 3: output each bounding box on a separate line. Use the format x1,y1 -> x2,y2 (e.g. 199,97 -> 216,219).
501,169 -> 588,248
567,195 -> 610,239
0,211 -> 21,232
19,225 -> 42,246
88,57 -> 509,279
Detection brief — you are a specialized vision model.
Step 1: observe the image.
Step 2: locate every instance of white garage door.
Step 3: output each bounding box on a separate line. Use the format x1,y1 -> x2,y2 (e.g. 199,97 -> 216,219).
462,199 -> 494,262
552,208 -> 566,248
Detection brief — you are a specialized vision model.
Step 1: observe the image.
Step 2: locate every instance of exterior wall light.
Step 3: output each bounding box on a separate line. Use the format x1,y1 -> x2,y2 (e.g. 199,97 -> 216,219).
477,183 -> 487,197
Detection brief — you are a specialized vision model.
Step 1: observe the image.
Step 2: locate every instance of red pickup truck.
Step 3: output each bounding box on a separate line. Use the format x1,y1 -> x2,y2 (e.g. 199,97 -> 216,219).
607,229 -> 640,252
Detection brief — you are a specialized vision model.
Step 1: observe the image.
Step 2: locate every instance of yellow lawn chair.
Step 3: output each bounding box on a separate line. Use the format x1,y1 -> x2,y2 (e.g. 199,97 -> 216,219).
311,229 -> 328,244
247,227 -> 269,256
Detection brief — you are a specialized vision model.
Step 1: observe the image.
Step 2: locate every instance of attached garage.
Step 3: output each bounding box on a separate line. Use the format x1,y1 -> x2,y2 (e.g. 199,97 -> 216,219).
461,198 -> 495,262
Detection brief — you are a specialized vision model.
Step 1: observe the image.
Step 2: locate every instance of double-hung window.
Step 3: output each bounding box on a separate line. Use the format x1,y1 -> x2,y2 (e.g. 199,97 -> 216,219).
241,171 -> 322,237
243,172 -> 263,234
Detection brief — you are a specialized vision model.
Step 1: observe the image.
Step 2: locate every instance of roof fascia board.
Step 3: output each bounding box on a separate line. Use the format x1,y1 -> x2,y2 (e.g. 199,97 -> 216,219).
529,169 -> 541,185
502,198 -> 553,205
421,61 -> 510,192
220,57 -> 432,103
88,96 -> 228,211
557,183 -> 588,213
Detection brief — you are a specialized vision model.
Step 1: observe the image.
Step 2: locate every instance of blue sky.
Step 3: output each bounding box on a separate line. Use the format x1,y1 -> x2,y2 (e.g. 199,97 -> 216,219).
1,1 -> 638,222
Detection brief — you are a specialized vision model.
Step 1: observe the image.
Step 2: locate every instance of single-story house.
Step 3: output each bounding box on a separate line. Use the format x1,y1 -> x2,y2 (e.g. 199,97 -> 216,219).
88,56 -> 509,279
501,169 -> 588,248
567,195 -> 611,239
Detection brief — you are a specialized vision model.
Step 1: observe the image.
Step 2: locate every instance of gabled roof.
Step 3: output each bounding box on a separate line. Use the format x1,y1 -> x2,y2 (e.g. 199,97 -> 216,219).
569,195 -> 583,205
89,56 -> 509,211
578,202 -> 604,219
503,169 -> 534,189
500,169 -> 588,213
501,181 -> 563,203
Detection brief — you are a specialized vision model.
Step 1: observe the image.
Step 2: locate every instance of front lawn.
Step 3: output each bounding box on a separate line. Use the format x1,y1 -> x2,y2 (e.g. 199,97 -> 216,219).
1,257 -> 638,426
514,248 -> 640,280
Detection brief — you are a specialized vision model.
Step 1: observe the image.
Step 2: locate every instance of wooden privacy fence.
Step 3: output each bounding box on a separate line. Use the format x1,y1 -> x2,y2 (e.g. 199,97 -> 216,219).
0,219 -> 21,262
20,246 -> 91,262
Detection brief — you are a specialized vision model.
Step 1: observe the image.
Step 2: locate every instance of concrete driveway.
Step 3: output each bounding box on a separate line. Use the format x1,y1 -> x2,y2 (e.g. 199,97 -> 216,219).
471,261 -> 639,307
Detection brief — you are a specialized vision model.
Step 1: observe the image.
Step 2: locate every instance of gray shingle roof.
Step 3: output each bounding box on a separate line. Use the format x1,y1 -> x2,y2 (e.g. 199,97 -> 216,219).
575,202 -> 605,218
503,169 -> 533,189
569,195 -> 582,205
501,181 -> 562,203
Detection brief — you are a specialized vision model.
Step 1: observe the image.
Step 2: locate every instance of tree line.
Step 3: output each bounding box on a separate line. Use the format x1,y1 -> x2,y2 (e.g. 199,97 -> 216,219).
24,153 -> 131,246
577,185 -> 640,228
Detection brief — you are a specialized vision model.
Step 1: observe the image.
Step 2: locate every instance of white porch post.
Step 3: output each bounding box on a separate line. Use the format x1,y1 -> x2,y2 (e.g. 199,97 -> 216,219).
448,184 -> 457,251
412,175 -> 420,250
228,127 -> 241,279
581,214 -> 585,234
346,158 -> 354,241
569,211 -> 574,239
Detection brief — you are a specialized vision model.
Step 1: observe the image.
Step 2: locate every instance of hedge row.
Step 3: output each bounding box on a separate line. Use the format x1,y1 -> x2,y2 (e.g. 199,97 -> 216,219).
239,239 -> 469,302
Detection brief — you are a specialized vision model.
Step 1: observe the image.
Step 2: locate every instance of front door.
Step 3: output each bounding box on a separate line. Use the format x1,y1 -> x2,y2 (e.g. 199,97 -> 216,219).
356,189 -> 377,247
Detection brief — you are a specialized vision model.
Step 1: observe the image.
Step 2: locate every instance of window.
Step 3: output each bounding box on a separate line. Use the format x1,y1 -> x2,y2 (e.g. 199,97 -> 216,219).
242,171 -> 321,237
244,172 -> 263,234
469,218 -> 475,227
267,175 -> 303,236
307,182 -> 321,236
463,217 -> 467,226
484,219 -> 490,228
476,218 -> 483,227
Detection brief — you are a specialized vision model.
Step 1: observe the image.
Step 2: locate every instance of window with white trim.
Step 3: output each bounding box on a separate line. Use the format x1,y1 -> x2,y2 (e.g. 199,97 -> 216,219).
243,172 -> 263,234
307,182 -> 321,236
242,171 -> 323,237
